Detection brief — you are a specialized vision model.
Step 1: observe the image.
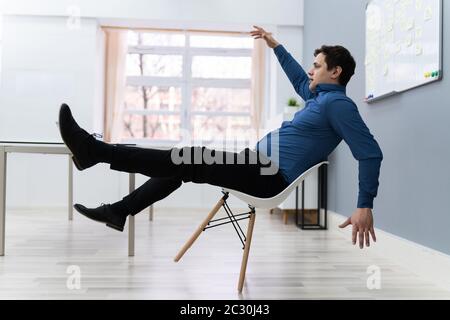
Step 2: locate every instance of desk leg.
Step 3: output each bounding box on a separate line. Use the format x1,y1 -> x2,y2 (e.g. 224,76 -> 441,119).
128,173 -> 135,257
68,156 -> 73,221
0,147 -> 7,256
149,204 -> 153,221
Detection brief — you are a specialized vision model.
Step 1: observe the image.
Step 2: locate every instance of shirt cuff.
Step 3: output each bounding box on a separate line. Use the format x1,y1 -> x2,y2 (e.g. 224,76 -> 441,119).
357,194 -> 374,209
273,44 -> 284,54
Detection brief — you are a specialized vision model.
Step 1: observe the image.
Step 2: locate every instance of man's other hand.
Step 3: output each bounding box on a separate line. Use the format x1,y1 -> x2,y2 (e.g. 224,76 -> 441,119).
339,208 -> 377,249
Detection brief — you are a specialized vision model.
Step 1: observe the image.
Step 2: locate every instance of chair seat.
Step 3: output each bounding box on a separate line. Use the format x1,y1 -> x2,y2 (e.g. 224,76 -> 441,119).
222,161 -> 328,209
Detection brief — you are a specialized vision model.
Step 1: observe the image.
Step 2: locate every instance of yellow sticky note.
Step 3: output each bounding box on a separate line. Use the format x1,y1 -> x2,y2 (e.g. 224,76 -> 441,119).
387,20 -> 394,32
415,27 -> 423,39
415,44 -> 423,56
416,0 -> 422,10
424,7 -> 433,21
407,18 -> 415,30
405,34 -> 413,47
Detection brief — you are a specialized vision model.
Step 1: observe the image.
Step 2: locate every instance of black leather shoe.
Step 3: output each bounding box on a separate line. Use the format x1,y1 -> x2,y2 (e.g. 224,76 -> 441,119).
74,203 -> 127,232
58,103 -> 98,171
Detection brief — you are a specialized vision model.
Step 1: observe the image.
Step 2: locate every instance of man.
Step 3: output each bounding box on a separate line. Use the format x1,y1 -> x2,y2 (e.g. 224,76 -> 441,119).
250,26 -> 383,249
58,26 -> 382,249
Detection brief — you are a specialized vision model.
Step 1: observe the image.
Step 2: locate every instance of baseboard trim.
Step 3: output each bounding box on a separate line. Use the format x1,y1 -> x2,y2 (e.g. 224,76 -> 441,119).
328,210 -> 450,292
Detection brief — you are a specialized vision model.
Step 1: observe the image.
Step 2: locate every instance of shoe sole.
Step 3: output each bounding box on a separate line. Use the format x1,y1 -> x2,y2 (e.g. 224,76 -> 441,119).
74,206 -> 124,232
58,105 -> 88,171
106,223 -> 125,232
71,156 -> 84,171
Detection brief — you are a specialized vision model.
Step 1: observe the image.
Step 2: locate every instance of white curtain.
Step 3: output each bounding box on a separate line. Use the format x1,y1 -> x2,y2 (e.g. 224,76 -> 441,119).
103,28 -> 128,143
250,39 -> 266,140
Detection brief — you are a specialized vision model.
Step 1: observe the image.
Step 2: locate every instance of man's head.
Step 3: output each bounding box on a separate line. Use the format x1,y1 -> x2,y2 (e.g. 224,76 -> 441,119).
308,45 -> 356,92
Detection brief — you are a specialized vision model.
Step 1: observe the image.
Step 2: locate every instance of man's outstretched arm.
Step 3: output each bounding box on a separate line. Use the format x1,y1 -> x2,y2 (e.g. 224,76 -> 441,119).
326,96 -> 383,249
250,26 -> 315,101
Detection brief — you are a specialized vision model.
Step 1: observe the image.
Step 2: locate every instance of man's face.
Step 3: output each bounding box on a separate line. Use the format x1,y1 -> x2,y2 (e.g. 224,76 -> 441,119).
307,53 -> 341,92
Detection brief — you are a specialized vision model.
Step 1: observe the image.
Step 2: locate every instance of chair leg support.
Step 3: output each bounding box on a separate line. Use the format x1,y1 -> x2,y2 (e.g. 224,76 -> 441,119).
223,200 -> 247,245
173,195 -> 226,262
221,200 -> 248,248
238,211 -> 256,293
174,192 -> 257,293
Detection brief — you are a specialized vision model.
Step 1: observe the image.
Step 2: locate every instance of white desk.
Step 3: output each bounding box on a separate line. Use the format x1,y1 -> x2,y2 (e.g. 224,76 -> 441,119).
0,142 -> 143,257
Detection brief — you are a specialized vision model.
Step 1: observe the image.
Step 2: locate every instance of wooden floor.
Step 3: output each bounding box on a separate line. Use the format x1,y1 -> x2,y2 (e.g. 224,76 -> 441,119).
1,206 -> 450,300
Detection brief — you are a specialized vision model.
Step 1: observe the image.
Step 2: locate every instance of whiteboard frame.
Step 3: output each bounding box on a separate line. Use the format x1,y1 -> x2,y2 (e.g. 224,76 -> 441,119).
365,0 -> 443,103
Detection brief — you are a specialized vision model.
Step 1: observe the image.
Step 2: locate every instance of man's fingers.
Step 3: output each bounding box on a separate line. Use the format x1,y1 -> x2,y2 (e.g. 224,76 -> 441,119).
250,31 -> 265,40
370,227 -> 377,242
365,230 -> 370,247
249,32 -> 262,39
352,226 -> 357,245
252,32 -> 268,38
339,218 -> 351,228
359,228 -> 364,249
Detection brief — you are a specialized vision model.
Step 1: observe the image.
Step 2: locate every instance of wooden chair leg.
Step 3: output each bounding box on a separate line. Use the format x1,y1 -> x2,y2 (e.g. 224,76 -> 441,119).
238,212 -> 256,293
174,197 -> 225,262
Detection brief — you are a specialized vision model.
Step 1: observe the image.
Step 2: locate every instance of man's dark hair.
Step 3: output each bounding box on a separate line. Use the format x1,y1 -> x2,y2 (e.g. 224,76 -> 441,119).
314,45 -> 356,86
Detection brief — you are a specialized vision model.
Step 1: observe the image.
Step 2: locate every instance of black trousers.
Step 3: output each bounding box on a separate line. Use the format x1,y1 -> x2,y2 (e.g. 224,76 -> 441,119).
108,145 -> 289,216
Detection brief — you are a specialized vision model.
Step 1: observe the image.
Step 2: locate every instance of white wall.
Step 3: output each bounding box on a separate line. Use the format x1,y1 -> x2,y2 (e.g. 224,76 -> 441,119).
0,15 -> 100,141
0,0 -> 304,27
0,15 -> 123,209
0,1 -> 313,211
275,25 -> 304,113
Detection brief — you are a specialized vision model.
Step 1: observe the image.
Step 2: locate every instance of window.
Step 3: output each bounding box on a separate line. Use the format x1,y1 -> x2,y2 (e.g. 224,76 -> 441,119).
121,30 -> 254,147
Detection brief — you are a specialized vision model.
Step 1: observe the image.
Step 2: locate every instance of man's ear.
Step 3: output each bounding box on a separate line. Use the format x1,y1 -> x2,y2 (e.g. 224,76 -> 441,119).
331,66 -> 343,81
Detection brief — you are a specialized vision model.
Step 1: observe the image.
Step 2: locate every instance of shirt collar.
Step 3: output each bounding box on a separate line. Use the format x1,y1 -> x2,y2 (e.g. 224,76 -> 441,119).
315,83 -> 346,94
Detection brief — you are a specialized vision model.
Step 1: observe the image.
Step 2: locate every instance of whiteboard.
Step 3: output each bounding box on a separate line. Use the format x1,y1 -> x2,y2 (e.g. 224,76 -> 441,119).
365,0 -> 442,102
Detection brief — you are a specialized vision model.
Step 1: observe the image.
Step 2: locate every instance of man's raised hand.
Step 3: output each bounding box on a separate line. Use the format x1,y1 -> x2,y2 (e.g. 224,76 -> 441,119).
250,25 -> 279,48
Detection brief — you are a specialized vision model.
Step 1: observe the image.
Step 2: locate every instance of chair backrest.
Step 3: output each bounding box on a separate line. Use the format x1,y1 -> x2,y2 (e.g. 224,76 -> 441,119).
222,161 -> 328,209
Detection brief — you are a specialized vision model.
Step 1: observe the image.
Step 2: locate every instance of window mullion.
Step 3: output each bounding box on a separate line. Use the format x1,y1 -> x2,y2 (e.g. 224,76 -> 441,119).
190,111 -> 251,117
190,47 -> 252,57
190,78 -> 251,88
128,46 -> 185,55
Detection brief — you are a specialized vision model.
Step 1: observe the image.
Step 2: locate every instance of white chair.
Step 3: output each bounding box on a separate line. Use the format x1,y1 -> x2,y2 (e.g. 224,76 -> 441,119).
174,161 -> 329,292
